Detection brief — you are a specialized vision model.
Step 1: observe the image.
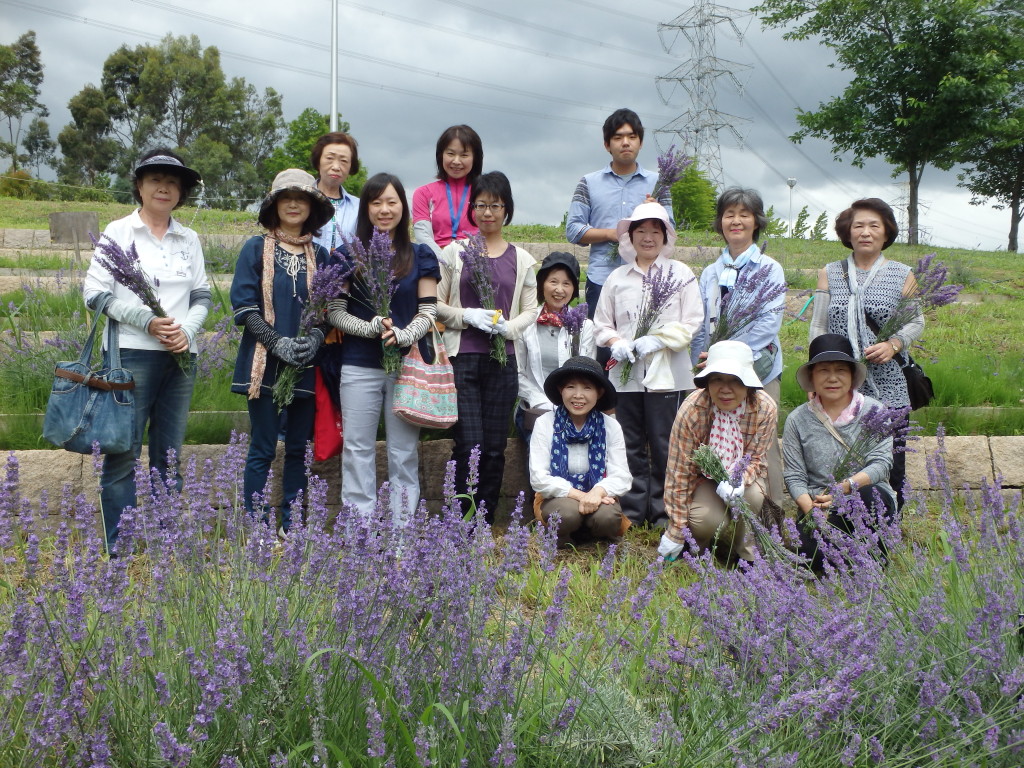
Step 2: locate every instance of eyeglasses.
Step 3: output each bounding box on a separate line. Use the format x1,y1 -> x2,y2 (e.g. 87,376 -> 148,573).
472,202 -> 505,212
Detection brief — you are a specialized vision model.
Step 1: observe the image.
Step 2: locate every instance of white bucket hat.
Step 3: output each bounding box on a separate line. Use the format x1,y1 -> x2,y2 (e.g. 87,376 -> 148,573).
692,340 -> 763,389
615,202 -> 677,264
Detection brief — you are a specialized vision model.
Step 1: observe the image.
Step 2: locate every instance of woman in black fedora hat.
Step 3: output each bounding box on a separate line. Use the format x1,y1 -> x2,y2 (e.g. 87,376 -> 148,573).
529,356 -> 631,546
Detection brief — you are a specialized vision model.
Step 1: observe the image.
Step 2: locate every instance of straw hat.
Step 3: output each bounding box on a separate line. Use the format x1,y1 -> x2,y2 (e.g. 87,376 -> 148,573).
258,168 -> 335,232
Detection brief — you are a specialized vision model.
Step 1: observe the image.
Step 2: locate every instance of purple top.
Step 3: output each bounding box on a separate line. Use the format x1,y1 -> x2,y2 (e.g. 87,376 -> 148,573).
458,243 -> 517,355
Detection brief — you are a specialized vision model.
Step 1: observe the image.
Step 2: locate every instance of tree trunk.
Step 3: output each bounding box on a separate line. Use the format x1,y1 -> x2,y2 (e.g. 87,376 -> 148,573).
906,163 -> 922,246
1008,196 -> 1020,253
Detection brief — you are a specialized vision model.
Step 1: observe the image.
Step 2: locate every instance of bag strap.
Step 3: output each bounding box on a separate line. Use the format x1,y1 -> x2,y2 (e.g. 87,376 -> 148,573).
811,406 -> 851,451
79,295 -> 111,367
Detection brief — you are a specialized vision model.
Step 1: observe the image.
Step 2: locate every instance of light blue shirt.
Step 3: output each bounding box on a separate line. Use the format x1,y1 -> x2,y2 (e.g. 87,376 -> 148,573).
690,246 -> 786,384
565,163 -> 673,286
313,189 -> 359,254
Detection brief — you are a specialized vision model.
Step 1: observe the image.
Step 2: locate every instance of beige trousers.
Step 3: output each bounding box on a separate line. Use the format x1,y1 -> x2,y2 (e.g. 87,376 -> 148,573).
540,496 -> 624,544
687,478 -> 766,562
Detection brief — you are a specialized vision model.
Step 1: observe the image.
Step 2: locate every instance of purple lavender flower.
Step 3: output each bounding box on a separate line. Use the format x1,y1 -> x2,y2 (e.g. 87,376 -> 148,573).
651,144 -> 693,200
559,303 -> 588,356
706,263 -> 787,348
830,404 -> 910,483
617,263 -> 693,386
461,233 -> 508,365
873,253 -> 962,342
90,232 -> 192,372
344,227 -> 402,374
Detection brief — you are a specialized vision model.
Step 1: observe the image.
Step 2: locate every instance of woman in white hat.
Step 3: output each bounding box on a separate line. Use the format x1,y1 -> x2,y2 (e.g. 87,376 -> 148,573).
782,333 -> 897,569
230,168 -> 335,538
593,201 -> 703,528
83,147 -> 209,554
659,340 -> 778,563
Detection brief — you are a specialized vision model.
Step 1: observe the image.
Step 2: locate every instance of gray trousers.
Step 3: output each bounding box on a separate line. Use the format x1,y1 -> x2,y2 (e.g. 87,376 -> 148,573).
616,389 -> 684,526
763,377 -> 785,509
540,496 -> 624,545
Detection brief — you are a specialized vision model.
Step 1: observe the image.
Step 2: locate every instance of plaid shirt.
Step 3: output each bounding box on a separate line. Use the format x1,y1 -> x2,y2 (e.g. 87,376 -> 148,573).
663,388 -> 778,544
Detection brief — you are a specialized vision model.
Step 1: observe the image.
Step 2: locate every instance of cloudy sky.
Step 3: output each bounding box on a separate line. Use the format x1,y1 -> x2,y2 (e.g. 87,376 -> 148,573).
2,0 -> 1013,250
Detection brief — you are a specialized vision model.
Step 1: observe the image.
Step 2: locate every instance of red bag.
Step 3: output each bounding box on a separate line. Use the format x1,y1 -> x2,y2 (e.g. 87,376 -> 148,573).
313,367 -> 342,461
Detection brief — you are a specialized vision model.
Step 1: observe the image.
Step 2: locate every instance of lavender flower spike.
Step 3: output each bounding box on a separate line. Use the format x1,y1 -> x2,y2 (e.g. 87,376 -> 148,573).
652,144 -> 693,200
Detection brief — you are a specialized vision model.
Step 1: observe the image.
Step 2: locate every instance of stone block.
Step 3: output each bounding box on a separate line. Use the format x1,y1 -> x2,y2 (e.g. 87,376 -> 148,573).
905,436 -> 993,491
48,212 -> 99,245
14,450 -> 87,507
990,436 -> 1024,487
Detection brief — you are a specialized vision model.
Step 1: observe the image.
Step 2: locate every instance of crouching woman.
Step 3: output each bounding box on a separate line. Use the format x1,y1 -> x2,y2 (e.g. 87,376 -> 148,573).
659,341 -> 778,563
529,356 -> 632,546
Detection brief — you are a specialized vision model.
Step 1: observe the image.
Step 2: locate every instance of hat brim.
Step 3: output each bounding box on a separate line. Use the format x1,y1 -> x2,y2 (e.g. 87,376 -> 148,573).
134,163 -> 202,191
693,360 -> 763,389
795,352 -> 868,392
543,366 -> 616,412
258,184 -> 336,234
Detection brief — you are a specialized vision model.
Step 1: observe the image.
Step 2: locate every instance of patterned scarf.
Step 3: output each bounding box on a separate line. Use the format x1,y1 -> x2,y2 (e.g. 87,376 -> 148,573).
247,229 -> 316,399
844,254 -> 887,357
708,399 -> 747,475
537,303 -> 564,327
549,406 -> 607,492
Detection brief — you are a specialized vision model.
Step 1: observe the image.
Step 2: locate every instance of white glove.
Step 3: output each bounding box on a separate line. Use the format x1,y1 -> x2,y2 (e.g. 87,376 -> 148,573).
657,533 -> 684,561
492,317 -> 510,337
716,480 -> 745,504
610,339 -> 636,363
633,335 -> 666,358
463,307 -> 496,333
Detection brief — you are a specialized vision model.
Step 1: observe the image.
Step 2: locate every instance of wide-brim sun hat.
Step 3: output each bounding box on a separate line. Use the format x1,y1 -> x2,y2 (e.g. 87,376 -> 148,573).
134,153 -> 202,189
615,201 -> 677,264
693,340 -> 763,389
536,251 -> 581,300
258,168 -> 335,232
795,333 -> 868,392
543,355 -> 616,412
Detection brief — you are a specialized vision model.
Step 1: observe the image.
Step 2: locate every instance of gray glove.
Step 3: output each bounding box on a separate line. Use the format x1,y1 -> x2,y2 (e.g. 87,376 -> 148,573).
463,307 -> 497,333
294,328 -> 324,365
273,336 -> 313,366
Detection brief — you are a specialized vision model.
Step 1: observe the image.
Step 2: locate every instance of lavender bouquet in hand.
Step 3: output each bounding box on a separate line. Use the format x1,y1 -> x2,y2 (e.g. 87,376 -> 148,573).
559,303 -> 588,356
651,144 -> 693,201
90,233 -> 191,372
272,261 -> 349,408
461,233 -> 508,366
691,446 -> 802,567
872,253 -> 961,345
344,228 -> 401,374
616,264 -> 690,387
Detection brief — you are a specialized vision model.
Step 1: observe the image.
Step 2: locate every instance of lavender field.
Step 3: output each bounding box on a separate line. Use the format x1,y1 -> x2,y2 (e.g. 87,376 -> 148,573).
0,433 -> 1022,767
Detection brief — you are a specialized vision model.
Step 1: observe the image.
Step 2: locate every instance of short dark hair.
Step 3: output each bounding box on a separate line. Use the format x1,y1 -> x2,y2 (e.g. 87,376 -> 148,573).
260,190 -> 324,237
310,132 -> 360,177
834,198 -> 899,250
132,147 -> 198,208
627,217 -> 667,240
435,125 -> 483,182
355,172 -> 413,279
467,171 -> 514,227
603,108 -> 644,144
714,187 -> 769,243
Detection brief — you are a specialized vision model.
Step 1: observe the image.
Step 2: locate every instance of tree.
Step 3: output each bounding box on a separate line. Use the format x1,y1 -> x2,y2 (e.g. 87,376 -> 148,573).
810,211 -> 829,241
265,107 -> 367,196
0,31 -> 47,170
755,0 -> 1024,244
791,206 -> 810,238
22,116 -> 55,176
958,83 -> 1024,251
670,163 -> 717,231
58,34 -> 285,207
763,206 -> 789,238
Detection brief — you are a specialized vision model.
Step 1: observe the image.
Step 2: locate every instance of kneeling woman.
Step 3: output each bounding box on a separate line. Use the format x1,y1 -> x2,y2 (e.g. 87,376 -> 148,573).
660,341 -> 778,562
782,334 -> 896,569
529,356 -> 631,546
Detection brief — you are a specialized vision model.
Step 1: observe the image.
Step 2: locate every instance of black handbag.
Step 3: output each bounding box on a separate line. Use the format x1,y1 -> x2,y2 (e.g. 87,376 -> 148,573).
43,297 -> 136,454
898,353 -> 934,410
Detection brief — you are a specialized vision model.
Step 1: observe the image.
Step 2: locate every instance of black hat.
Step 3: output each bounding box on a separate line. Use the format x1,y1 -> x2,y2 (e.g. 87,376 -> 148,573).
543,355 -> 616,411
134,152 -> 202,189
796,333 -> 868,392
536,251 -> 581,300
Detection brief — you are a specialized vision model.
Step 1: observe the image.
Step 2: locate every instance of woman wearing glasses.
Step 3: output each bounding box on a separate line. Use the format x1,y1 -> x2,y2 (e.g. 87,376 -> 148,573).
437,171 -> 538,521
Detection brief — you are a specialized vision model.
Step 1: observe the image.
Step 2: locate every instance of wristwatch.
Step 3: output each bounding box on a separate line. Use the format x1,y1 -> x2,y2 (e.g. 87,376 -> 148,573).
889,339 -> 900,354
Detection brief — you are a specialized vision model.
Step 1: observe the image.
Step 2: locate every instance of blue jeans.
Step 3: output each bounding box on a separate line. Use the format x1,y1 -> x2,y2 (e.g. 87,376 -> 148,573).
100,349 -> 195,551
244,392 -> 316,531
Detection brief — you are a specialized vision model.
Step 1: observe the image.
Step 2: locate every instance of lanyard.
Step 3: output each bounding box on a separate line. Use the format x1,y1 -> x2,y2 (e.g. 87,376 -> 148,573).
445,181 -> 469,241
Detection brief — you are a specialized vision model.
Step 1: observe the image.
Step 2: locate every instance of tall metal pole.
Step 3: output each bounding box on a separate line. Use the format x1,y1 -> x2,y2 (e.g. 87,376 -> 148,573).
329,0 -> 338,131
787,177 -> 796,237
